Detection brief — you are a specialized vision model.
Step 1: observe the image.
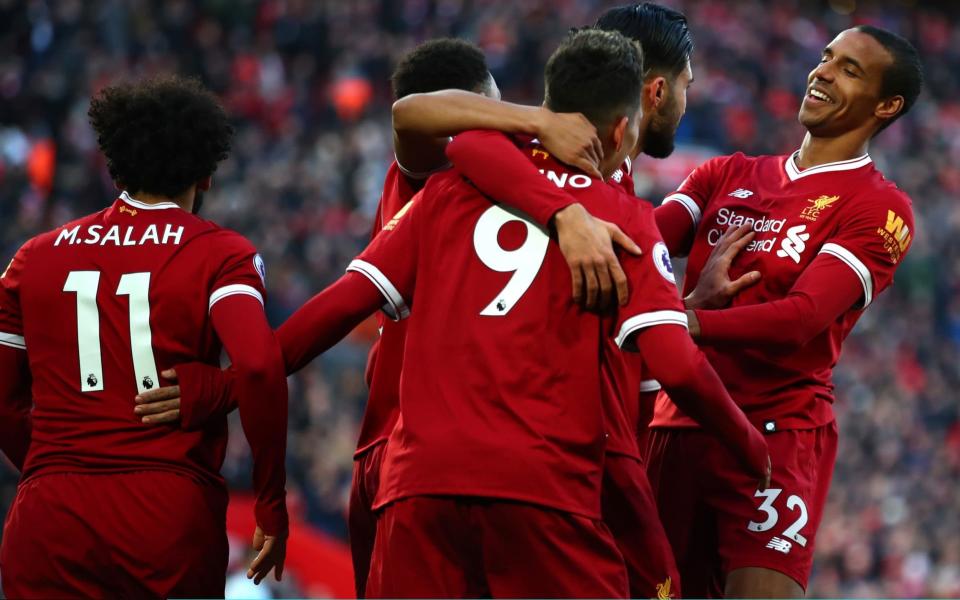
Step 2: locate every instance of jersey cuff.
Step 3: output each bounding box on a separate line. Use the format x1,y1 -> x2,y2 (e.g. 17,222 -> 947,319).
640,379 -> 661,393
616,310 -> 689,350
347,259 -> 410,321
663,192 -> 702,227
0,332 -> 25,350
819,243 -> 873,308
209,284 -> 265,313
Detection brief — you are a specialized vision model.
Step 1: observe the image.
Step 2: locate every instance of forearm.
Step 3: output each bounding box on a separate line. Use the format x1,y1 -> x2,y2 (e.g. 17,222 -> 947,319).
0,346 -> 31,470
212,298 -> 289,536
635,325 -> 767,476
394,90 -> 545,139
446,130 -> 576,226
278,271 -> 387,375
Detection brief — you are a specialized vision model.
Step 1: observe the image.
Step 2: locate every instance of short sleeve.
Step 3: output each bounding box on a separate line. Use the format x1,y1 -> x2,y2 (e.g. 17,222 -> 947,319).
208,233 -> 268,313
662,154 -> 731,230
347,190 -> 423,321
614,206 -> 689,351
818,192 -> 914,309
0,240 -> 31,350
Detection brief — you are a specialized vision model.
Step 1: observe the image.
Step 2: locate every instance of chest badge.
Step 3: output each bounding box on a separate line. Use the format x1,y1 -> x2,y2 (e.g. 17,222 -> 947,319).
800,195 -> 840,222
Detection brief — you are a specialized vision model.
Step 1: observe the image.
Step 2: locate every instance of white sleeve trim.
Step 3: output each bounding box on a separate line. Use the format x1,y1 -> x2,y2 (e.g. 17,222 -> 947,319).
663,193 -> 702,227
640,379 -> 661,393
616,310 -> 689,349
819,243 -> 873,308
209,284 -> 264,313
0,332 -> 25,350
347,259 -> 410,321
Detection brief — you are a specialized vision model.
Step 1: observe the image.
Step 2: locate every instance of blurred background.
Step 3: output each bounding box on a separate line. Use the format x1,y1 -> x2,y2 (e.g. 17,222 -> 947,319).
1,0 -> 958,597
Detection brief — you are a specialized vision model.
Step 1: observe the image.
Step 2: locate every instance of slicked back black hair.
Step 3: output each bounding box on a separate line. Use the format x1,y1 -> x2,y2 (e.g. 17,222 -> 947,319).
595,2 -> 692,77
544,29 -> 644,129
88,75 -> 233,198
391,38 -> 490,100
853,25 -> 924,132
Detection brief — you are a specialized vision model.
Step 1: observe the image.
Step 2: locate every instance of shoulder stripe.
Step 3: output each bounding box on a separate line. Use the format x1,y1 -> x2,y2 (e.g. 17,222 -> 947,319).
0,332 -> 25,350
663,193 -> 701,227
347,259 -> 410,321
819,243 -> 874,308
209,284 -> 264,312
616,310 -> 689,349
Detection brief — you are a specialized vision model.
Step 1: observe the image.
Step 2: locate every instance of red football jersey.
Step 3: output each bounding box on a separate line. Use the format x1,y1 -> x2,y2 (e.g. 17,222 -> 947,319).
0,192 -> 267,484
652,152 -> 914,430
602,154 -> 663,457
358,160 -> 431,457
349,145 -> 687,518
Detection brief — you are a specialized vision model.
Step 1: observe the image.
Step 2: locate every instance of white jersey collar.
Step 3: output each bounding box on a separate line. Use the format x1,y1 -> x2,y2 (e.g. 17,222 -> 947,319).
784,150 -> 872,182
120,190 -> 181,210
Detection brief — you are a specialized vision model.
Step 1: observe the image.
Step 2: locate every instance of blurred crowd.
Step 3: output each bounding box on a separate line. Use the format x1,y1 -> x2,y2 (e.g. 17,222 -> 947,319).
1,0 -> 958,596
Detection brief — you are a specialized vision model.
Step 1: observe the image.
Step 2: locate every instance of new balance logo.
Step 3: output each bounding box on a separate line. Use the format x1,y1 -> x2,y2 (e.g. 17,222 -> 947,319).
766,537 -> 793,554
728,188 -> 754,198
776,225 -> 810,263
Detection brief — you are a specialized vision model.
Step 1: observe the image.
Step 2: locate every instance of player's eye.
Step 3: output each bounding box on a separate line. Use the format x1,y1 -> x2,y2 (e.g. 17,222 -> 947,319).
843,68 -> 858,77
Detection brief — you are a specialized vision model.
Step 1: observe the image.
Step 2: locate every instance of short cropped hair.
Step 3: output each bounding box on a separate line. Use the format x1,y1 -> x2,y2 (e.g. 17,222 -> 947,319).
88,75 -> 233,198
854,25 -> 924,132
391,38 -> 490,100
544,29 -> 644,129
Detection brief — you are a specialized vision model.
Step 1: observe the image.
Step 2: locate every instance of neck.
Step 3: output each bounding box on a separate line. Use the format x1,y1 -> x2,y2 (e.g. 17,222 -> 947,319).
127,186 -> 195,212
795,130 -> 871,169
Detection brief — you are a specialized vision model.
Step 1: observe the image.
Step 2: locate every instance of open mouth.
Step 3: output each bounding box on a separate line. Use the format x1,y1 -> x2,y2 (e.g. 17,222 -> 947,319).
806,88 -> 834,104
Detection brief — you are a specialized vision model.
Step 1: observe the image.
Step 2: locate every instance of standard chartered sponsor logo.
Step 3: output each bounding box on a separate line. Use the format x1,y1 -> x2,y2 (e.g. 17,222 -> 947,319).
776,225 -> 811,263
707,208 -> 788,252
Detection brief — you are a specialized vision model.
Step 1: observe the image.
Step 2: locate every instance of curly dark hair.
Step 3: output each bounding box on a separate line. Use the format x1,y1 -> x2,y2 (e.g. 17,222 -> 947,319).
391,38 -> 490,100
88,75 -> 233,198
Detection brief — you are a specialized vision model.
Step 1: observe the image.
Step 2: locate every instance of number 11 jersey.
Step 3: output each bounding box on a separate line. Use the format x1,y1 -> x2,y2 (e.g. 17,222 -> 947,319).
349,147 -> 687,519
0,192 -> 266,485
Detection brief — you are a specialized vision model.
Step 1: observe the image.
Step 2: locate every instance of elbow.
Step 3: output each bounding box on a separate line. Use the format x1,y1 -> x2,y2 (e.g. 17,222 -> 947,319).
391,96 -> 417,133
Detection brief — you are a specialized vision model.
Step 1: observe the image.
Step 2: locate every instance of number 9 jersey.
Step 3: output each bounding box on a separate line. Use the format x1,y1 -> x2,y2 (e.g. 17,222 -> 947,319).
0,191 -> 266,485
348,148 -> 688,520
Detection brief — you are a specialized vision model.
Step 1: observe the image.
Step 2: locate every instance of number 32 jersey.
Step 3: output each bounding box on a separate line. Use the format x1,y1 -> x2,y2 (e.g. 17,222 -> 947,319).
349,149 -> 687,519
0,192 -> 266,485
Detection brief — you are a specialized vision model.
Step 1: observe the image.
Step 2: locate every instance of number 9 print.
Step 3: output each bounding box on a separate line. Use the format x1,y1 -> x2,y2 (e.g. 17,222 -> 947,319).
473,205 -> 550,316
747,487 -> 809,547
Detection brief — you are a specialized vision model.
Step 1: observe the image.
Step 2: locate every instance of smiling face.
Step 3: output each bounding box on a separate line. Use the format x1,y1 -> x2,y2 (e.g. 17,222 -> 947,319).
799,29 -> 897,137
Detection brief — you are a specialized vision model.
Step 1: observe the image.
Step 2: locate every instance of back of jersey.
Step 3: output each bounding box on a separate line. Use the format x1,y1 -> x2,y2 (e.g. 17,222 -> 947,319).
356,146 -> 676,519
0,192 -> 265,485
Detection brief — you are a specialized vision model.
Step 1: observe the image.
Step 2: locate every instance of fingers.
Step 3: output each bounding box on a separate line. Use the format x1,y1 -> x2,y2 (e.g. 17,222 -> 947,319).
609,259 -> 630,307
247,543 -> 270,584
570,264 -> 584,306
134,385 -> 181,405
728,271 -> 762,295
604,222 -> 642,255
134,398 -> 180,416
583,267 -> 600,311
141,409 -> 179,425
594,258 -> 614,311
161,368 -> 178,381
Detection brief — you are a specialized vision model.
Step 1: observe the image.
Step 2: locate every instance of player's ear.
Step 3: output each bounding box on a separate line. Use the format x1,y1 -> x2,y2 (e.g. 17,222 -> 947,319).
645,75 -> 667,110
197,177 -> 212,191
875,94 -> 904,125
611,116 -> 629,153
